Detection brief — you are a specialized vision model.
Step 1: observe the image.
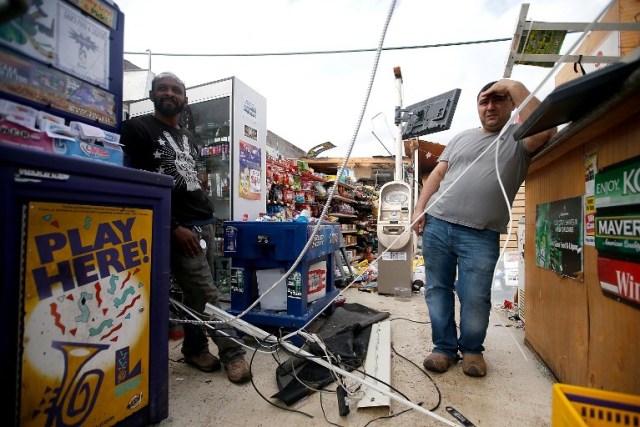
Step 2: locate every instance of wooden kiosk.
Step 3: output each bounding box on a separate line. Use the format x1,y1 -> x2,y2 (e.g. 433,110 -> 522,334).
522,58 -> 640,394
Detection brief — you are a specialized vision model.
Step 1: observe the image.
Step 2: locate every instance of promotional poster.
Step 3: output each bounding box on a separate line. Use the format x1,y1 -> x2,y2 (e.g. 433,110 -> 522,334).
20,202 -> 153,426
535,196 -> 584,279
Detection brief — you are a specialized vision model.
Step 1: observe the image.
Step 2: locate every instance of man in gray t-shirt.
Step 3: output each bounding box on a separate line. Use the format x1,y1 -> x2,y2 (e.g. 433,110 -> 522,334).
410,79 -> 556,378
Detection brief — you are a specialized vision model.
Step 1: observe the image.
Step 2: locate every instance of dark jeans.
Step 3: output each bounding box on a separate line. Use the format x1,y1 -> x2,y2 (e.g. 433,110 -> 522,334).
422,215 -> 499,360
171,223 -> 245,363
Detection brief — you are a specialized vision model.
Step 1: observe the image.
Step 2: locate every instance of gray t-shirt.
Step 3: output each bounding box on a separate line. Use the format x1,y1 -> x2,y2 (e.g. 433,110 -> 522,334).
427,124 -> 530,233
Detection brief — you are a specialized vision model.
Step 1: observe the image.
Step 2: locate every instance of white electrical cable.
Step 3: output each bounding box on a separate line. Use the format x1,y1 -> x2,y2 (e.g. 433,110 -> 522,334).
229,0 -> 398,331
492,0 -> 616,266
170,297 -> 277,354
168,2 -> 618,425
207,303 -> 463,427
361,0 -> 618,292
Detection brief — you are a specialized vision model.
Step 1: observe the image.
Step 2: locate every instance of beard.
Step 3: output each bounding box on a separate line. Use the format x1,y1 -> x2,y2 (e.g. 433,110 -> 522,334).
154,97 -> 186,116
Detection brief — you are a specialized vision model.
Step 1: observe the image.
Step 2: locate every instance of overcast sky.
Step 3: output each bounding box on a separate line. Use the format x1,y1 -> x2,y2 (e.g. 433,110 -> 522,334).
116,0 -> 609,158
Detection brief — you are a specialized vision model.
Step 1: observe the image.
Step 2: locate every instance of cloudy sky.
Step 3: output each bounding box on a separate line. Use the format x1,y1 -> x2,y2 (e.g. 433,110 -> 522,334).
116,0 -> 610,158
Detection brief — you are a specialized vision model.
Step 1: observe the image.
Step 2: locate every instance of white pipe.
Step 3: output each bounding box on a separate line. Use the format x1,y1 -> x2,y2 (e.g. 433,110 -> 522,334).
394,66 -> 403,181
205,303 -> 462,427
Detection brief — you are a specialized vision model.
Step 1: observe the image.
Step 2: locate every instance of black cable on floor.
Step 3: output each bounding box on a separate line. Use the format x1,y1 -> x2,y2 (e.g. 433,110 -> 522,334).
391,343 -> 442,412
319,388 -> 344,427
247,336 -> 315,419
389,316 -> 431,325
362,403 -> 424,427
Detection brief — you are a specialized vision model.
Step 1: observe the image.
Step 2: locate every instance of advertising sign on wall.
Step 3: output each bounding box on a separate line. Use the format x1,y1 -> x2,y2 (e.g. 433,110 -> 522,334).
595,213 -> 640,257
535,196 -> 584,279
0,47 -> 117,127
597,256 -> 640,307
57,1 -> 111,89
594,155 -> 640,309
20,202 -> 153,426
0,0 -> 111,89
239,140 -> 262,200
595,156 -> 640,208
584,153 -> 597,246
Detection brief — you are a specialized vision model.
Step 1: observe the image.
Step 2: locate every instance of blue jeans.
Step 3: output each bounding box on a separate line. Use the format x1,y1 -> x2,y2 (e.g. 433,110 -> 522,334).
172,223 -> 245,363
422,215 -> 499,360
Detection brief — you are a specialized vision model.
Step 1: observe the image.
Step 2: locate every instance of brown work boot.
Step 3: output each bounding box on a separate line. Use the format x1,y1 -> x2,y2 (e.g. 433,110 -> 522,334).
225,357 -> 252,384
184,350 -> 221,372
462,353 -> 487,377
423,352 -> 455,373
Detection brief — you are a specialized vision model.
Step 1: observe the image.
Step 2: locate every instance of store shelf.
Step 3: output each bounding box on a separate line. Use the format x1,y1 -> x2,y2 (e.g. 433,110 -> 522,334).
329,213 -> 358,219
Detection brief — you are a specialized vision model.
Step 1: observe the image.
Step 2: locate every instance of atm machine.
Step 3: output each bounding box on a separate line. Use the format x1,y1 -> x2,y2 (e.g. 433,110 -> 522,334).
376,181 -> 413,295
376,67 -> 461,296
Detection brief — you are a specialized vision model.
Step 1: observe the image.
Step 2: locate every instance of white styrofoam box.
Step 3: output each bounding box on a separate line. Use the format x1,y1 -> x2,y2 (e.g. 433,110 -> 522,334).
256,261 -> 327,310
257,268 -> 287,311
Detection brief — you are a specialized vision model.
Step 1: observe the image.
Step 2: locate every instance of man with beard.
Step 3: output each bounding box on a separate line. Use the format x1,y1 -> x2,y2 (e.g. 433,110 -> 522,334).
120,72 -> 251,384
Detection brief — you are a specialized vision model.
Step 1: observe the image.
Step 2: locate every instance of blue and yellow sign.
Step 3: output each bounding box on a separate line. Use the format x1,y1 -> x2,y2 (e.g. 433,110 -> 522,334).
21,202 -> 153,427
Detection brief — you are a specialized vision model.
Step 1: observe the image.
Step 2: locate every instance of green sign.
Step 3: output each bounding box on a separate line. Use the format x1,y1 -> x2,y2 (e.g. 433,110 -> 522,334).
595,157 -> 640,208
516,30 -> 566,68
595,213 -> 640,257
535,196 -> 583,279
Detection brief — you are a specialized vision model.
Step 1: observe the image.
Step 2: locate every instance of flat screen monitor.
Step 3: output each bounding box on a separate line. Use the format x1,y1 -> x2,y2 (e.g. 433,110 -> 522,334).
401,88 -> 462,139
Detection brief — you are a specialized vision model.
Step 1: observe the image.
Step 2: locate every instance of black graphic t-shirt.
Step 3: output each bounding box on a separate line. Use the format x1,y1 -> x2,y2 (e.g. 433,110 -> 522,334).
120,114 -> 214,225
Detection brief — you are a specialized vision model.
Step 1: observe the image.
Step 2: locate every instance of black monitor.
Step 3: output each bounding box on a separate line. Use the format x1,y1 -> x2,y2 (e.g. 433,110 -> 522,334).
514,57 -> 640,140
401,88 -> 462,139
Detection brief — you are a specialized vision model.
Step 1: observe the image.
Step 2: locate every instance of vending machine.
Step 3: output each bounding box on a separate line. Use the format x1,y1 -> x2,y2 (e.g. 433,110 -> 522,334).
376,181 -> 413,295
129,76 -> 268,223
0,2 -> 172,425
0,144 -> 172,426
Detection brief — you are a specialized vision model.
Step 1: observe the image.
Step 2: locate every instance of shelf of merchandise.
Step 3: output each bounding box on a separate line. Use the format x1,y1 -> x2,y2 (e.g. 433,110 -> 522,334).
266,155 -> 325,220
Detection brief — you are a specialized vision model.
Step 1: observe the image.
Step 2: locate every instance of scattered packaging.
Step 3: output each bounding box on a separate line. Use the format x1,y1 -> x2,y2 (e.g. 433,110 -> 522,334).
70,121 -> 106,141
42,120 -> 78,138
0,100 -> 124,166
0,119 -> 54,152
0,99 -> 38,129
37,111 -> 65,129
101,129 -> 121,144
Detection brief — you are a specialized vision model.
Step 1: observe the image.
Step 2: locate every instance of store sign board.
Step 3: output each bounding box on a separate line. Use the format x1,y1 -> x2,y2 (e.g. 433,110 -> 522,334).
595,213 -> 640,257
597,256 -> 640,307
595,157 -> 640,208
21,202 -> 153,426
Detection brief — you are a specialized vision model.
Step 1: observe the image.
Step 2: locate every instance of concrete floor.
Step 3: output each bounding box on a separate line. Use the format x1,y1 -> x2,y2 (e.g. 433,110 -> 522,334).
156,286 -> 556,427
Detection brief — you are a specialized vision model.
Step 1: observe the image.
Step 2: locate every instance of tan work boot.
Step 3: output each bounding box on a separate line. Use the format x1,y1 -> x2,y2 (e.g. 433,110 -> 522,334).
423,352 -> 455,373
184,350 -> 221,372
225,357 -> 252,384
462,353 -> 487,377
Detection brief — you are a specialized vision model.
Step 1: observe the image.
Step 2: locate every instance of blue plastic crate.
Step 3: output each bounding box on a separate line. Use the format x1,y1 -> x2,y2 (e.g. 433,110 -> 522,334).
223,221 -> 341,262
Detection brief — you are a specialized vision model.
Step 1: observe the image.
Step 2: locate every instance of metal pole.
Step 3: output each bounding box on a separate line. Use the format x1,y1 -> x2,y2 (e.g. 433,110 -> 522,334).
393,67 -> 403,182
